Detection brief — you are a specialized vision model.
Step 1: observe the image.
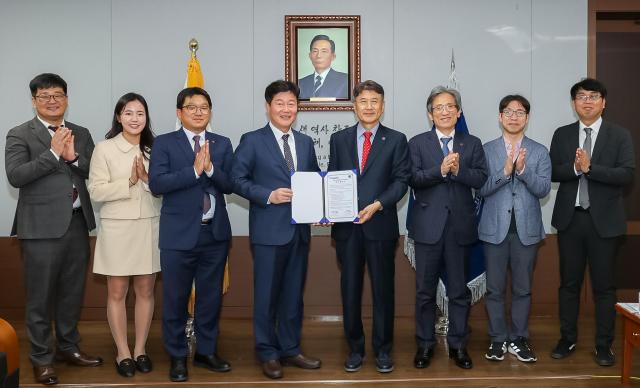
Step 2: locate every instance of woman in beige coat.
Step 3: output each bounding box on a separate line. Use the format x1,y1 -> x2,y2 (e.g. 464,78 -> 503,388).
88,93 -> 161,377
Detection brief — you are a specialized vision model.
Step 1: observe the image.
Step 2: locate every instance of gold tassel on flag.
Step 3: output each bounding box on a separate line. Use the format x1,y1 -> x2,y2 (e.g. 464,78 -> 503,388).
184,38 -> 231,322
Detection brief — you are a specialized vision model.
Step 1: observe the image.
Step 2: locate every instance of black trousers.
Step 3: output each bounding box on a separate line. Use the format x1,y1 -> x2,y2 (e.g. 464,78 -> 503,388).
415,218 -> 471,349
557,208 -> 619,348
336,225 -> 396,357
21,211 -> 90,366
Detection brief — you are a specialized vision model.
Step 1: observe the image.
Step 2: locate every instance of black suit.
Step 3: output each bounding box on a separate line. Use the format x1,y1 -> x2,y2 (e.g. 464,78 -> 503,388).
328,124 -> 410,357
408,129 -> 487,349
5,118 -> 95,366
550,119 -> 635,348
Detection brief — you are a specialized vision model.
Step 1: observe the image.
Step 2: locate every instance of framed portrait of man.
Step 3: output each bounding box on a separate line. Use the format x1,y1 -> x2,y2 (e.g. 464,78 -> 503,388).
285,15 -> 361,111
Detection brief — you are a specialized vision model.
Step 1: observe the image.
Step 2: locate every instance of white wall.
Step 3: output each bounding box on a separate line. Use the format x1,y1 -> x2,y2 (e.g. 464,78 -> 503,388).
0,0 -> 587,236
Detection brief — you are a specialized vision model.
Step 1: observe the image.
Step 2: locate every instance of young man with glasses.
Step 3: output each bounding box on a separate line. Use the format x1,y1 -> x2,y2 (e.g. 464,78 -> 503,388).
549,78 -> 635,366
149,87 -> 234,382
5,73 -> 102,385
478,95 -> 551,364
408,86 -> 487,370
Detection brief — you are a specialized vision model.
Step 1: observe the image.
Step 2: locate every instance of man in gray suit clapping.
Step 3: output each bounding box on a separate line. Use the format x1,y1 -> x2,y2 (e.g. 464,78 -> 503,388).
478,95 -> 551,364
5,73 -> 103,385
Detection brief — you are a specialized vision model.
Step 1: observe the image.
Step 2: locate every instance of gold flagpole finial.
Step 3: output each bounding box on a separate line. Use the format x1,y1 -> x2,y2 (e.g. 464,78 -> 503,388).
189,38 -> 199,58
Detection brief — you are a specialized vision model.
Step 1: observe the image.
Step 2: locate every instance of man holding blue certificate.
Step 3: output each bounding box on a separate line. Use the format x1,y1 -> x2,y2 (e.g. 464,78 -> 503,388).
328,80 -> 411,374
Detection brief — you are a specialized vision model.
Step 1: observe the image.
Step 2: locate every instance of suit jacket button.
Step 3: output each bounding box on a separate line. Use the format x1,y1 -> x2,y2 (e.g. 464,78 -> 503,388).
512,193 -> 516,196
507,209 -> 511,213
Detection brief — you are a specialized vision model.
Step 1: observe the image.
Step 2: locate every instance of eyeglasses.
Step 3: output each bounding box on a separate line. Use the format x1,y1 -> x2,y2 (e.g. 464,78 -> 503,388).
574,94 -> 601,102
35,94 -> 67,103
502,109 -> 527,118
182,105 -> 210,114
432,104 -> 458,113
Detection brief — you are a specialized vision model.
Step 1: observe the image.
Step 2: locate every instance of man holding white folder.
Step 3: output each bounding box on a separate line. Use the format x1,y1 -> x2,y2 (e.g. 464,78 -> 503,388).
328,80 -> 411,373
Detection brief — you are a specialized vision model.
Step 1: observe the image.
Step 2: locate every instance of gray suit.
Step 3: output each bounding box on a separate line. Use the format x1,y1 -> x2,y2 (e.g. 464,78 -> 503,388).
478,136 -> 551,342
5,117 -> 95,366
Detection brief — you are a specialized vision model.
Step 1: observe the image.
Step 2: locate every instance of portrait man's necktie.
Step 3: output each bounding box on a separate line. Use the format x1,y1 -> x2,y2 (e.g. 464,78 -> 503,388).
48,125 -> 58,132
578,127 -> 592,209
313,75 -> 322,97
282,134 -> 295,173
193,135 -> 211,214
441,137 -> 452,156
361,131 -> 372,172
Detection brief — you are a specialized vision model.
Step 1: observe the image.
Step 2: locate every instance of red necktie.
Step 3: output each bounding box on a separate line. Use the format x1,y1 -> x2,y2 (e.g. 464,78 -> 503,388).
361,131 -> 372,172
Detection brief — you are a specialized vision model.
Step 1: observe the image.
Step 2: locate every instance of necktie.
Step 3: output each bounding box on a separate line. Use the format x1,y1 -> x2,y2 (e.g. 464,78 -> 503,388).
313,75 -> 322,96
48,125 -> 58,132
361,131 -> 372,172
441,137 -> 452,156
282,134 -> 295,172
193,135 -> 211,214
578,127 -> 592,209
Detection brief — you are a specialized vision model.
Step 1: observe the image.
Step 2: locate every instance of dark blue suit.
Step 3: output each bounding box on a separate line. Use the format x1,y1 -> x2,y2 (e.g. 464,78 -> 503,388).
231,124 -> 319,362
408,129 -> 487,349
149,128 -> 233,358
299,68 -> 349,99
328,124 -> 411,357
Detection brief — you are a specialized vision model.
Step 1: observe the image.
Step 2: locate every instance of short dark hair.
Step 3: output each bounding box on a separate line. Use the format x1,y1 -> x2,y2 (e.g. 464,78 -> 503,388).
499,94 -> 530,114
570,78 -> 607,100
353,80 -> 384,100
264,80 -> 299,103
29,73 -> 67,96
106,93 -> 155,159
176,87 -> 212,109
309,35 -> 335,53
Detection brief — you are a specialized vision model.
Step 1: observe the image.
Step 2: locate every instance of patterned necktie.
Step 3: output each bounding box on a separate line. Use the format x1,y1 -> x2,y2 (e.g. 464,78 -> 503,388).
361,131 -> 372,172
282,134 -> 295,172
193,135 -> 211,214
313,75 -> 322,97
578,127 -> 592,209
441,137 -> 452,156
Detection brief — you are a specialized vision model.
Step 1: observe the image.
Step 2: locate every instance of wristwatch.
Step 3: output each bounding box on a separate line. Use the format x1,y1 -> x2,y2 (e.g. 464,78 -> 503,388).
65,152 -> 80,164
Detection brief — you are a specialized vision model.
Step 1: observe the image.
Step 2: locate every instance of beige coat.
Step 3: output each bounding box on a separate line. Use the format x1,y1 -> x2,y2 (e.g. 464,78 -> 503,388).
88,133 -> 161,275
88,133 -> 161,219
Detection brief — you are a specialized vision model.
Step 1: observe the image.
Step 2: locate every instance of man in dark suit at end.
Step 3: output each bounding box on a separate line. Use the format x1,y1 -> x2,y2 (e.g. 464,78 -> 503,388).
149,87 -> 234,382
5,73 -> 103,385
298,34 -> 349,99
408,86 -> 487,370
232,80 -> 321,380
549,78 -> 635,366
328,80 -> 411,374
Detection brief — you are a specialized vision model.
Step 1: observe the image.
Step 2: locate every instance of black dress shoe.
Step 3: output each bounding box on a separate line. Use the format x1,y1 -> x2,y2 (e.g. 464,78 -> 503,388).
550,338 -> 576,359
262,359 -> 283,379
344,352 -> 363,372
193,353 -> 231,372
135,354 -> 152,373
169,357 -> 188,382
414,347 -> 434,369
115,358 -> 135,377
281,354 -> 321,369
375,353 -> 394,373
594,346 -> 615,366
449,348 -> 473,369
